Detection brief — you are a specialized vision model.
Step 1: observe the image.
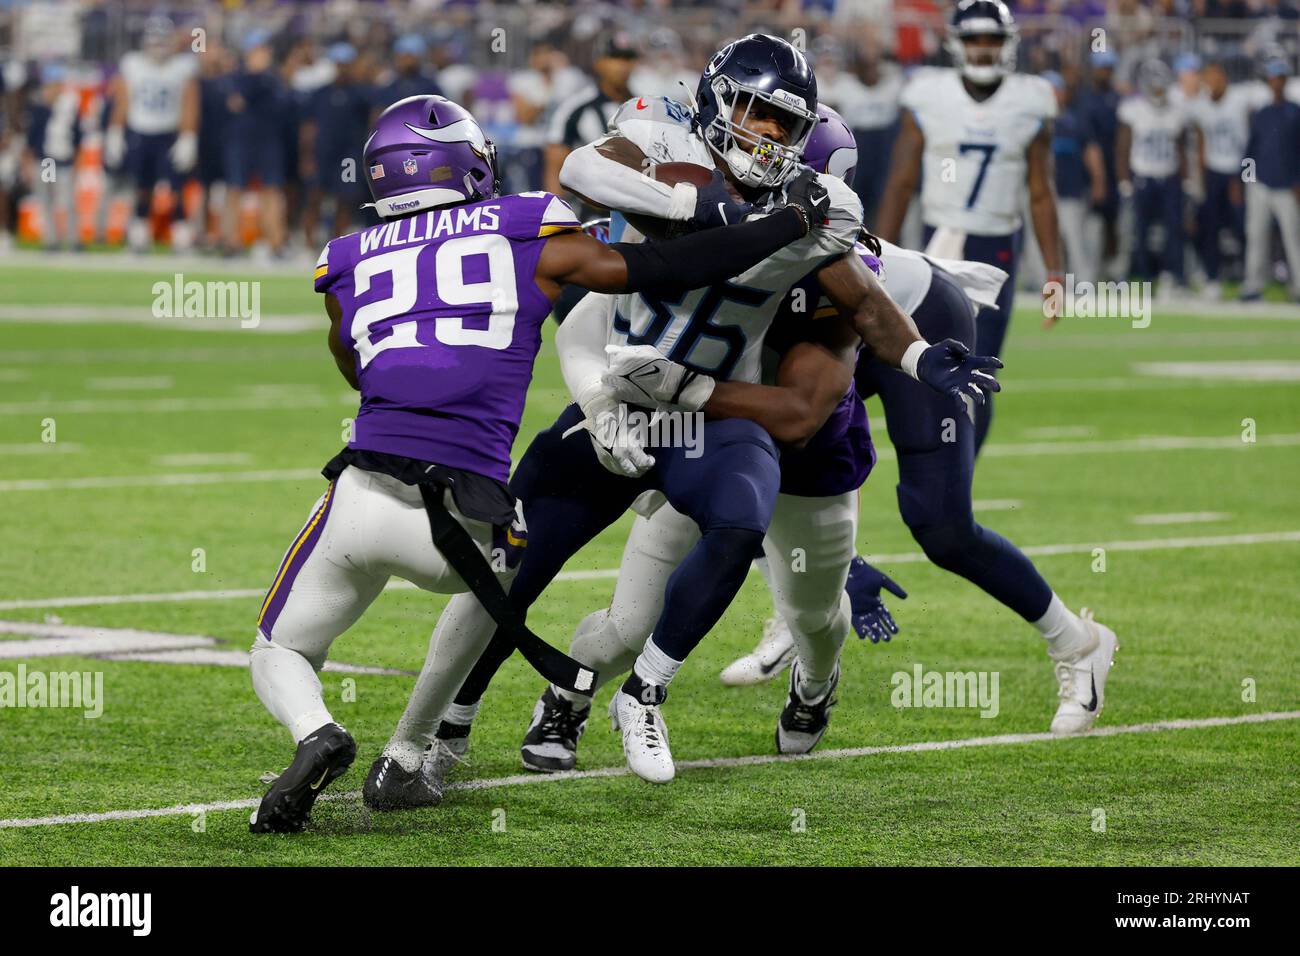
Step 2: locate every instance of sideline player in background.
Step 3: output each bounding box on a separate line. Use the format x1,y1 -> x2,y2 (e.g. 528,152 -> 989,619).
247,94 -> 831,831
1117,60 -> 1189,300
875,0 -> 1063,451
103,16 -> 198,253
1190,59 -> 1250,300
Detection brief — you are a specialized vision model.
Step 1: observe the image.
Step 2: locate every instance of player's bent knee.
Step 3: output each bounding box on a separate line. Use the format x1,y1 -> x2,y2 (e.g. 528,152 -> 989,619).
249,634 -> 327,673
907,520 -> 979,571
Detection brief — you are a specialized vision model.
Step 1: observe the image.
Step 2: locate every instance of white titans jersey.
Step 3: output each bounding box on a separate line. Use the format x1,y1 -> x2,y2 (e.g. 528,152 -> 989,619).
121,52 -> 196,134
1192,86 -> 1255,174
605,95 -> 863,384
1118,96 -> 1188,179
902,68 -> 1056,236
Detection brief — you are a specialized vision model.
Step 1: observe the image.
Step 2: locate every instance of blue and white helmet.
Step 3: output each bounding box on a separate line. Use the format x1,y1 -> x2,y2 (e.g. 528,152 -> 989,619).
695,34 -> 818,190
946,0 -> 1019,86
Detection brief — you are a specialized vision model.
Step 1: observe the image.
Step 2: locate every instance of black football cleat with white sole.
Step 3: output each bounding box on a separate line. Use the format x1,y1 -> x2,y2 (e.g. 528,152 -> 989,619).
362,754 -> 443,811
520,686 -> 589,773
776,663 -> 839,754
250,722 -> 356,833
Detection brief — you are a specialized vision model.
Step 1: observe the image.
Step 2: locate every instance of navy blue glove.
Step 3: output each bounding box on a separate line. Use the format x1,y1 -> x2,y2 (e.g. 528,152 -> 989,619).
690,169 -> 753,230
845,556 -> 908,643
915,339 -> 1003,405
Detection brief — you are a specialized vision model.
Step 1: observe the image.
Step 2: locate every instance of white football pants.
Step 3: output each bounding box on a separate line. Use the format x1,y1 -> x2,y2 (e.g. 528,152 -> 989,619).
249,464 -> 502,742
560,490 -> 859,698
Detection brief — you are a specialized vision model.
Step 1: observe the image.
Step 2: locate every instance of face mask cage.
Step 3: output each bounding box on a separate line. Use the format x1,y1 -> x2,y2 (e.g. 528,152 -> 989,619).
704,77 -> 816,189
947,29 -> 1019,85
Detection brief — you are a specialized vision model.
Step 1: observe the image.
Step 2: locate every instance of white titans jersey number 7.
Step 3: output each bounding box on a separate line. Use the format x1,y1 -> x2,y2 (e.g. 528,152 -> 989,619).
903,69 -> 1056,236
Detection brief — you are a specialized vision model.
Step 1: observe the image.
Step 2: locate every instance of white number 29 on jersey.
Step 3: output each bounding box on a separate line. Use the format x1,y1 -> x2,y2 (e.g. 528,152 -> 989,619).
349,235 -> 519,368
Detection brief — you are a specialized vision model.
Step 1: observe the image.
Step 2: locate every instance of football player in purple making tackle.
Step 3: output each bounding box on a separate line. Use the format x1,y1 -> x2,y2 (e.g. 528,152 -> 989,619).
247,93 -> 835,833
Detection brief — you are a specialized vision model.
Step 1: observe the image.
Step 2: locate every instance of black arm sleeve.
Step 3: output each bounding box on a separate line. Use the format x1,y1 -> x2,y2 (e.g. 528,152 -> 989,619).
611,206 -> 806,296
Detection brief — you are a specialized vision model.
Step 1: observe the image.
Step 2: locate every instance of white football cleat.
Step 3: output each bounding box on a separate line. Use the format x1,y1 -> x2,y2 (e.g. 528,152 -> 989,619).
719,615 -> 796,686
1050,608 -> 1119,735
609,689 -> 675,784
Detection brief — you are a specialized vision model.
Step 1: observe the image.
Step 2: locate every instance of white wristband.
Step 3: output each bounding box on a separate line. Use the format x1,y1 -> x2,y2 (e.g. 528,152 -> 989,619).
666,182 -> 698,222
900,340 -> 929,381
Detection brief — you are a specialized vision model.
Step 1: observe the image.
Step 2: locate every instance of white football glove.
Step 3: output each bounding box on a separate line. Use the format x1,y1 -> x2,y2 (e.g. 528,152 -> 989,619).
169,131 -> 197,173
103,126 -> 126,169
601,344 -> 716,413
565,387 -> 655,479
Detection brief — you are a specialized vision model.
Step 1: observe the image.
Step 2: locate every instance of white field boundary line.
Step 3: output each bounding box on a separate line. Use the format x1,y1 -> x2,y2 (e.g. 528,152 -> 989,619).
1,710 -> 1295,830
3,528 -> 1299,613
5,433 -> 1300,494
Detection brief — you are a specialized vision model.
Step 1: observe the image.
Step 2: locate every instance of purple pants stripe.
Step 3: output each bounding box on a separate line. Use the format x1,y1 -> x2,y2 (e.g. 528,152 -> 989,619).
256,482 -> 336,638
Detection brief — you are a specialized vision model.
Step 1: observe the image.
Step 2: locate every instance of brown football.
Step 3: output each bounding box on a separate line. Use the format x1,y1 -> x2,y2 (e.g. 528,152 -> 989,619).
623,162 -> 738,240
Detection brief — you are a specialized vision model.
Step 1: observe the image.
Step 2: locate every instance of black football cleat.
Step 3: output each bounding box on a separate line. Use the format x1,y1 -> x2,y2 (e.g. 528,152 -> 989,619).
776,663 -> 840,755
250,722 -> 356,833
520,686 -> 589,773
362,754 -> 443,812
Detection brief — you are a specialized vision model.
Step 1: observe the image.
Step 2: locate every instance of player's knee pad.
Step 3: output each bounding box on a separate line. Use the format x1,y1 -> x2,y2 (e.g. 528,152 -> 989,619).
249,634 -> 326,673
690,427 -> 780,534
577,606 -> 646,659
908,520 -> 979,573
784,590 -> 851,646
896,451 -> 979,572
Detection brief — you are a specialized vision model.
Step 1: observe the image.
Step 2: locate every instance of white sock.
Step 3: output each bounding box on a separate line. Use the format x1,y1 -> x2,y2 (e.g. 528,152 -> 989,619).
443,700 -> 480,727
553,609 -> 640,707
1033,593 -> 1093,660
631,637 -> 683,689
249,637 -> 335,742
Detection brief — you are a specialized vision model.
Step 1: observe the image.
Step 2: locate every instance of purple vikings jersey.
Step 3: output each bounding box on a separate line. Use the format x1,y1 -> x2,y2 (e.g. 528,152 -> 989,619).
314,191 -> 581,482
765,247 -> 881,498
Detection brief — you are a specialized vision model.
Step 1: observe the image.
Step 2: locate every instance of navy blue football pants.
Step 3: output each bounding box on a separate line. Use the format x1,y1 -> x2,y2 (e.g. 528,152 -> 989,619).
453,405 -> 780,704
857,266 -> 1052,622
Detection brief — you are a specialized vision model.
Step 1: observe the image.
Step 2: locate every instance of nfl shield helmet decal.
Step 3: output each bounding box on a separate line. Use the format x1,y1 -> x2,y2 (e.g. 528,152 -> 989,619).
403,157 -> 419,176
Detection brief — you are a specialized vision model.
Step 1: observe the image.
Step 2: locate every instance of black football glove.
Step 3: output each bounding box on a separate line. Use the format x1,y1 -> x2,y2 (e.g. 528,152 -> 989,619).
689,169 -> 753,230
780,168 -> 831,234
915,339 -> 1003,406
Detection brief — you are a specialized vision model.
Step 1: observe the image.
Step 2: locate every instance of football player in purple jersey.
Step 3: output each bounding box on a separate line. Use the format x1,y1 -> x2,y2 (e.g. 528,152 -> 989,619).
248,94 -> 835,833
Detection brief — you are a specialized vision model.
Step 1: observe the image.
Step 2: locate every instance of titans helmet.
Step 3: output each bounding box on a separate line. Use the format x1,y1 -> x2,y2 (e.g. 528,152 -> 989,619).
1137,59 -> 1173,103
801,105 -> 857,185
362,95 -> 500,219
946,0 -> 1019,86
695,34 -> 818,190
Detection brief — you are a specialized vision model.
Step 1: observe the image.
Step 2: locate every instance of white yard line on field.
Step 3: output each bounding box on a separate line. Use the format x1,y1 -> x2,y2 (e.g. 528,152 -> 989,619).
0,394 -> 346,416
0,443 -> 83,455
0,469 -> 323,492
972,499 -> 1021,512
0,710 -> 1295,830
0,620 -> 412,675
0,305 -> 319,333
85,376 -> 175,391
3,528 -> 1299,613
1130,512 -> 1231,525
5,432 -> 1299,493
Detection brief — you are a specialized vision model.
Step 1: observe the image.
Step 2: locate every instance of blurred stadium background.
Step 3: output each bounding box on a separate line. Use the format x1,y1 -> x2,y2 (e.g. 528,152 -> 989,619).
1,0 -> 1297,297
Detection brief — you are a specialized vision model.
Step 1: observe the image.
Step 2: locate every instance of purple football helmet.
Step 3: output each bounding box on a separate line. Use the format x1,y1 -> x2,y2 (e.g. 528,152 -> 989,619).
363,95 -> 500,218
801,104 -> 858,185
